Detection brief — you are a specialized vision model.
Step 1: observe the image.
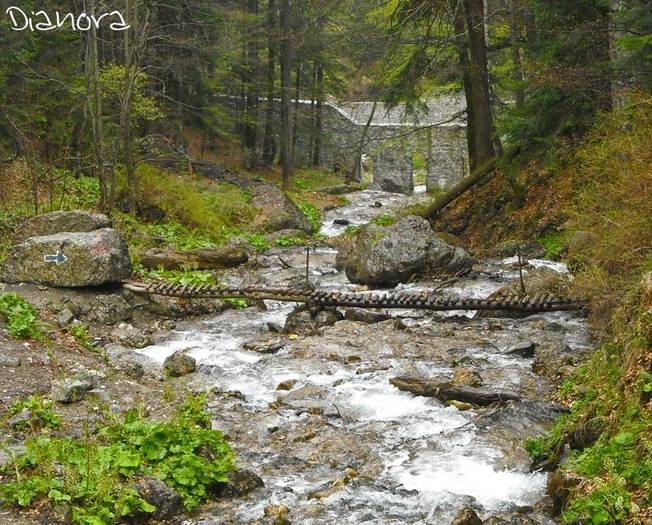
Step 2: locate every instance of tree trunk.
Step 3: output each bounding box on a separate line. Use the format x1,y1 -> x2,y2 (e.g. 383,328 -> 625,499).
279,0 -> 293,189
243,0 -> 259,168
348,99 -> 377,183
312,59 -> 323,167
87,0 -> 107,211
463,0 -> 496,170
262,0 -> 277,165
123,0 -> 136,216
509,0 -> 525,107
452,5 -> 476,170
291,63 -> 301,165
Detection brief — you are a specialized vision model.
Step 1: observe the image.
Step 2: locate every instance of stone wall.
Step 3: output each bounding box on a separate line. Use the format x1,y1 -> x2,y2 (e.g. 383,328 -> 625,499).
215,95 -> 468,195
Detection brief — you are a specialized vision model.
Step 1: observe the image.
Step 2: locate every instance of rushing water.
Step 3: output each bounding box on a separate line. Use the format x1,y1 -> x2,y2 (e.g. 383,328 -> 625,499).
136,188 -> 592,524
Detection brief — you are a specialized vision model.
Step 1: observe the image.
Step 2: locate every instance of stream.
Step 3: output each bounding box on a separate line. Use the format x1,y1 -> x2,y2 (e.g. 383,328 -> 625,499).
136,187 -> 592,524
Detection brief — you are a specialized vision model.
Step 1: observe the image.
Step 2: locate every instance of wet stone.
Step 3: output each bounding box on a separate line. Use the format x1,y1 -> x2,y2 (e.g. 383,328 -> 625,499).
507,341 -> 537,358
163,351 -> 197,377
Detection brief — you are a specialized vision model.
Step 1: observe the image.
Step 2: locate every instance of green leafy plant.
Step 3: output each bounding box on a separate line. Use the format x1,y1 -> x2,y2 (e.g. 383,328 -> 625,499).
539,231 -> 568,259
0,293 -> 44,340
275,236 -> 307,247
1,396 -> 235,524
68,324 -> 97,352
245,233 -> 270,252
296,201 -> 322,234
223,298 -> 248,310
8,396 -> 61,431
344,225 -> 362,236
372,214 -> 396,227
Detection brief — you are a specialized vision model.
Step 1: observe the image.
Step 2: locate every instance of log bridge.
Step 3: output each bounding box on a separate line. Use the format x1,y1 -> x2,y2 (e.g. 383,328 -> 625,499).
123,281 -> 586,313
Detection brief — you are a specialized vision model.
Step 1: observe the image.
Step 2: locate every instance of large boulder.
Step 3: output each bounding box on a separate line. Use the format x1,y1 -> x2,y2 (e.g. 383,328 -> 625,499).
249,183 -> 314,234
14,210 -> 111,243
1,228 -> 132,287
338,215 -> 473,286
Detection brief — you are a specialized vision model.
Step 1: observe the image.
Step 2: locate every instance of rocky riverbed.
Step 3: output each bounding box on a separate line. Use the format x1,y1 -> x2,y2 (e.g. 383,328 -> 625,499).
127,188 -> 593,524
0,186 -> 594,525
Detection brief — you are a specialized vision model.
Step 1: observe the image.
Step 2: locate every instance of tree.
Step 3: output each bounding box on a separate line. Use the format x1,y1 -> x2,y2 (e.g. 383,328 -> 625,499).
279,0 -> 294,189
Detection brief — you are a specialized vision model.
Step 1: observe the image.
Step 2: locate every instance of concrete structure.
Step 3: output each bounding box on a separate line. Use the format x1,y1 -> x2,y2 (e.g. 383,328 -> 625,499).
217,94 -> 468,195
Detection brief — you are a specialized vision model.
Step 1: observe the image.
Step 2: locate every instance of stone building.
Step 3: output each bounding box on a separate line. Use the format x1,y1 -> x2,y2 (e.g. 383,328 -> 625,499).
217,94 -> 468,195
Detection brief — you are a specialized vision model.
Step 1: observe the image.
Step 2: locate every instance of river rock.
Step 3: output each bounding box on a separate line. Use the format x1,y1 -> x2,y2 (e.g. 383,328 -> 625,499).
1,229 -> 132,287
390,376 -> 520,406
506,341 -> 536,358
338,215 -> 473,286
451,368 -> 483,387
85,294 -> 132,325
135,476 -> 183,520
215,469 -> 264,497
452,507 -> 483,525
111,326 -> 153,349
51,379 -> 92,404
14,210 -> 112,243
163,351 -> 196,377
547,468 -> 580,515
284,306 -> 340,335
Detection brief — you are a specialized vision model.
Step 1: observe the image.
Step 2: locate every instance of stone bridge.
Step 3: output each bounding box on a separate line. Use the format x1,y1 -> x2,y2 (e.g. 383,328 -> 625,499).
217,94 -> 468,195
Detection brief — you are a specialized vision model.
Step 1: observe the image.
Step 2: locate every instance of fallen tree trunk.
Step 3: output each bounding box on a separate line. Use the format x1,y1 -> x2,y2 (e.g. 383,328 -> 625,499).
417,145 -> 520,220
390,376 -> 520,406
140,247 -> 248,271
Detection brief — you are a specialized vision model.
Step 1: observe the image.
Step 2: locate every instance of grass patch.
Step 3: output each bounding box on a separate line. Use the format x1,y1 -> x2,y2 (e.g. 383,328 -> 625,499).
0,293 -> 44,341
122,165 -> 257,244
1,395 -> 235,524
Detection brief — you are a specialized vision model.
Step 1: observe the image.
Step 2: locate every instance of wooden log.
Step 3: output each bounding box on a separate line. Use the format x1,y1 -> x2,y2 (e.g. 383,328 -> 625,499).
389,376 -> 520,406
140,247 -> 248,271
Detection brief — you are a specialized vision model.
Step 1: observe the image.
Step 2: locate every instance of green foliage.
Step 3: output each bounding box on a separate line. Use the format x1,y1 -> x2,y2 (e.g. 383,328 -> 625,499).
539,231 -> 568,260
344,225 -> 362,236
0,293 -> 43,340
371,214 -> 396,227
1,396 -> 235,524
223,298 -> 249,310
286,168 -> 345,192
8,396 -> 61,432
244,233 -> 270,252
146,222 -> 217,251
122,165 -> 257,244
99,65 -> 163,122
296,201 -> 322,234
275,236 -> 307,247
68,324 -> 97,353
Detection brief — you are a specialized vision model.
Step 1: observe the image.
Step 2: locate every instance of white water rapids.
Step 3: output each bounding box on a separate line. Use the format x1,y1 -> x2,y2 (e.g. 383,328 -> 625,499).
135,188 -> 591,524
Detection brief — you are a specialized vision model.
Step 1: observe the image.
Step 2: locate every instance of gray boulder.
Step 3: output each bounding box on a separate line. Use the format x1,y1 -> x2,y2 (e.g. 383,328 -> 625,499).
1,228 -> 132,287
135,476 -> 183,520
339,215 -> 473,286
163,351 -> 197,377
15,210 -> 112,243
